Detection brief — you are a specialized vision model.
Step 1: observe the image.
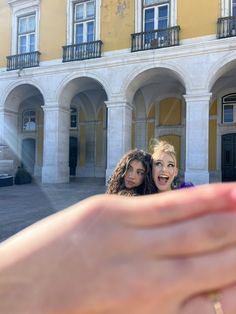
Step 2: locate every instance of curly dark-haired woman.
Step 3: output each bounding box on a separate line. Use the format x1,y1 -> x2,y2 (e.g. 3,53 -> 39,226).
106,149 -> 155,195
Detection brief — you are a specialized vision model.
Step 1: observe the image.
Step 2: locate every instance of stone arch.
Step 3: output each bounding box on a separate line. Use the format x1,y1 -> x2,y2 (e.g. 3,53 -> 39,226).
206,53 -> 236,183
56,72 -> 110,108
122,63 -> 188,104
2,81 -> 45,112
124,64 -> 186,152
208,53 -> 236,93
58,75 -> 108,179
1,82 -> 45,178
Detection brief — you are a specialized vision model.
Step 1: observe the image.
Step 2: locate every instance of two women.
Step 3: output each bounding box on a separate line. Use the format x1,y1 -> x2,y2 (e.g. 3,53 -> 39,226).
106,140 -> 179,195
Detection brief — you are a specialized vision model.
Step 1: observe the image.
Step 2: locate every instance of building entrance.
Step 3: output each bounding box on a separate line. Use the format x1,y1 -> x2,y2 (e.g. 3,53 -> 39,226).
69,136 -> 78,176
222,133 -> 236,181
21,138 -> 36,174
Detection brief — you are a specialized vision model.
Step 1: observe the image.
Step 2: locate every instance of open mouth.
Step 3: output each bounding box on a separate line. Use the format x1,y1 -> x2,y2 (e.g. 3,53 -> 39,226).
157,175 -> 169,185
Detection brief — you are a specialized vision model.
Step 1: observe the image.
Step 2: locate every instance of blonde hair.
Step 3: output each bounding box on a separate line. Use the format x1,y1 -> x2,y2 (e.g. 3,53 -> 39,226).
149,139 -> 177,164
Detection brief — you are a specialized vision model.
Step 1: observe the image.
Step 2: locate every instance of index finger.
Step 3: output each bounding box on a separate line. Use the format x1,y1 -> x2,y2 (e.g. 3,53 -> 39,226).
100,183 -> 236,227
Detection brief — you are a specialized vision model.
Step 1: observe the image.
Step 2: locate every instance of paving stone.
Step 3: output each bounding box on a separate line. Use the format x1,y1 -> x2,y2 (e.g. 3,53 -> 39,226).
0,178 -> 106,242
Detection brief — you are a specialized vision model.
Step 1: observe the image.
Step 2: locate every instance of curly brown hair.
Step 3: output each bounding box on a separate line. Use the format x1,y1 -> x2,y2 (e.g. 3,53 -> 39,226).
106,149 -> 156,195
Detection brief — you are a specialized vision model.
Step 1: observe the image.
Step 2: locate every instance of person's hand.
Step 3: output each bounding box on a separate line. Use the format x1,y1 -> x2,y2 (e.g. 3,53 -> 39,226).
1,183 -> 236,314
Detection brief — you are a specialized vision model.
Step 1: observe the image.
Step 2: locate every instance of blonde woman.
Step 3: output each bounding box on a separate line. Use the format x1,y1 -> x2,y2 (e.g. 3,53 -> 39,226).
150,140 -> 179,192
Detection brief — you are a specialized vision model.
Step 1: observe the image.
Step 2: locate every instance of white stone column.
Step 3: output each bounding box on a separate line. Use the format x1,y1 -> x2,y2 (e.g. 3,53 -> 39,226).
184,93 -> 211,185
0,108 -> 17,174
0,108 -> 18,158
105,100 -> 133,181
0,109 -> 5,155
42,104 -> 70,183
135,119 -> 147,149
0,108 -> 18,152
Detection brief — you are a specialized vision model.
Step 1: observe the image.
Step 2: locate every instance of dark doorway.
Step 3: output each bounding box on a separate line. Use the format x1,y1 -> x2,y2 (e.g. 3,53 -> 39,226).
21,138 -> 36,174
69,136 -> 78,176
221,133 -> 236,182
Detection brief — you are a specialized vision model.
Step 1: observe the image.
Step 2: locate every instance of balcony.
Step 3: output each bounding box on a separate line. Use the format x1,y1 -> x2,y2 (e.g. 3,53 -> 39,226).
62,40 -> 103,62
6,51 -> 40,71
131,26 -> 180,52
217,16 -> 236,39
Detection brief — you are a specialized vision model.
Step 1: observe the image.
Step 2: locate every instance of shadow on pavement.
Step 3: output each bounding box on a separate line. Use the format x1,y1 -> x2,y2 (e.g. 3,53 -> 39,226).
0,178 -> 106,242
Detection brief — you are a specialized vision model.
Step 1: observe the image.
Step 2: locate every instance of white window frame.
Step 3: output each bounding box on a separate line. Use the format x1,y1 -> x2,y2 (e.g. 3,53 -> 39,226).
70,107 -> 78,129
73,1 -> 95,43
22,109 -> 37,132
143,3 -> 169,31
223,104 -> 236,123
8,0 -> 40,55
67,0 -> 101,45
222,94 -> 236,123
232,0 -> 236,15
17,14 -> 36,53
135,0 -> 176,33
221,0 -> 236,16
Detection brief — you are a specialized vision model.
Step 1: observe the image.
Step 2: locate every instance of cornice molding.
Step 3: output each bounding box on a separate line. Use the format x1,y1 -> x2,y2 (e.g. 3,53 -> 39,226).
8,0 -> 40,9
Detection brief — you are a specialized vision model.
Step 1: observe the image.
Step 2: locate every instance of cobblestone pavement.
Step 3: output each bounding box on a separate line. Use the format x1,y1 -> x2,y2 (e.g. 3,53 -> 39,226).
0,178 -> 106,242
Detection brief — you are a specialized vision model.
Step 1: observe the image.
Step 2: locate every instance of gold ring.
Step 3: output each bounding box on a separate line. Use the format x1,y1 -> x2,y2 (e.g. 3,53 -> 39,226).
208,292 -> 224,314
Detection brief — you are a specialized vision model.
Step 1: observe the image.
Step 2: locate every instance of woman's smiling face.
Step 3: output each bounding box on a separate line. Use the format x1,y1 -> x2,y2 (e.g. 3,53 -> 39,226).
152,152 -> 178,192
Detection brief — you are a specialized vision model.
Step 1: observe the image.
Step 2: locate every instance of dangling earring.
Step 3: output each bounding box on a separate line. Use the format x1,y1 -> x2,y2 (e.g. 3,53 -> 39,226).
172,176 -> 178,189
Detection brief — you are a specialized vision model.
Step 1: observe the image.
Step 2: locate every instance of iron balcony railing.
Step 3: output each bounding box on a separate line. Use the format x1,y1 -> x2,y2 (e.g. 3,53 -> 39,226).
131,26 -> 180,52
62,40 -> 103,62
217,16 -> 236,38
6,51 -> 40,71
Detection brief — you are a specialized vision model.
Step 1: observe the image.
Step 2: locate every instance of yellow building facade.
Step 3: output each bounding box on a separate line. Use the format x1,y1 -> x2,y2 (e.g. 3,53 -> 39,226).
0,0 -> 236,184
